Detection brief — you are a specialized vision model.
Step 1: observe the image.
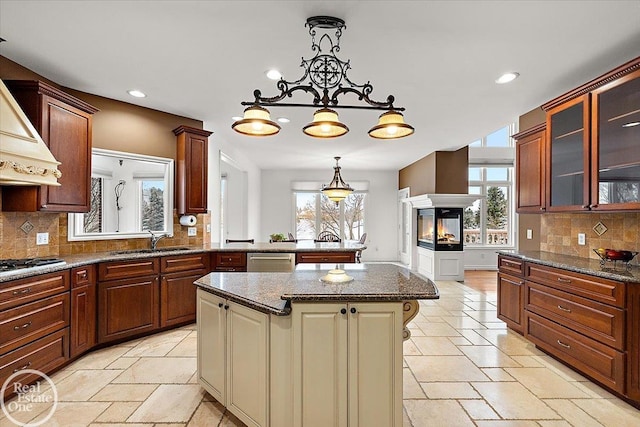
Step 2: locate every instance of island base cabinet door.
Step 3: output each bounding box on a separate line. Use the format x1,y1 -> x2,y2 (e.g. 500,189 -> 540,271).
227,302 -> 269,427
197,289 -> 226,404
292,303 -> 348,427
292,302 -> 402,427
348,303 -> 403,427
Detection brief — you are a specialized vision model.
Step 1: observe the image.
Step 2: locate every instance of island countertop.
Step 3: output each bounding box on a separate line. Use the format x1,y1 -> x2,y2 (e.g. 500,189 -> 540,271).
194,263 -> 439,315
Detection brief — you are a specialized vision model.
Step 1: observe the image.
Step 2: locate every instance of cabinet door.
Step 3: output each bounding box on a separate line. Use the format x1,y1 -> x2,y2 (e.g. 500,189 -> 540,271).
546,95 -> 591,211
226,302 -> 269,427
591,68 -> 640,211
197,289 -> 226,403
497,272 -> 524,333
70,284 -> 97,358
292,303 -> 347,427
174,126 -> 212,215
347,302 -> 402,427
515,127 -> 546,213
161,272 -> 202,327
98,276 -> 160,343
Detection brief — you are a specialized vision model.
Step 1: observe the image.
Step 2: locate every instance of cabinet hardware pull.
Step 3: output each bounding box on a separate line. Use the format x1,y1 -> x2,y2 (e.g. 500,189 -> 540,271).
557,277 -> 571,283
557,340 -> 571,349
540,207 -> 546,211
557,305 -> 572,313
340,308 -> 347,314
12,288 -> 31,295
224,305 -> 229,310
13,321 -> 32,330
519,281 -> 525,285
218,303 -> 223,308
590,204 -> 598,208
350,307 -> 357,314
80,272 -> 88,279
582,205 -> 590,209
13,361 -> 32,373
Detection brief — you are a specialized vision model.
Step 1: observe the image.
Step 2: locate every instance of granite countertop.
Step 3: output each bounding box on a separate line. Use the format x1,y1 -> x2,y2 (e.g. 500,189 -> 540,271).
498,250 -> 640,283
194,263 -> 439,315
0,242 -> 366,283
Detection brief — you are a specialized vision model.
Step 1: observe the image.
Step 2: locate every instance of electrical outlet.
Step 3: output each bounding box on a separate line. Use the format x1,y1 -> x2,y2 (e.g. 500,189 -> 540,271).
526,229 -> 533,239
578,233 -> 586,245
188,227 -> 197,237
206,224 -> 211,233
36,232 -> 49,245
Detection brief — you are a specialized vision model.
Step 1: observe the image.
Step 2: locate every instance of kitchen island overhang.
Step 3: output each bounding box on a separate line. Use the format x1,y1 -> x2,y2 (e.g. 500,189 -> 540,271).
194,263 -> 438,427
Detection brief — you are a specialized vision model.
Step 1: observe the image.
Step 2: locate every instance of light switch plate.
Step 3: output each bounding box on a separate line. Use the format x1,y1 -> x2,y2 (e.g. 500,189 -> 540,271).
526,229 -> 533,239
578,233 -> 586,245
188,227 -> 197,237
36,232 -> 49,245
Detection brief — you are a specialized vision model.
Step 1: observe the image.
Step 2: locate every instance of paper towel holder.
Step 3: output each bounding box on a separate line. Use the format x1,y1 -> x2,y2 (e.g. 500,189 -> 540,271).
180,215 -> 197,227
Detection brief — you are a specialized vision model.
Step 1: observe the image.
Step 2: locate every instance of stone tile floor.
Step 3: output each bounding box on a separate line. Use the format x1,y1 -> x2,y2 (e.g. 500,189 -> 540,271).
1,278 -> 639,426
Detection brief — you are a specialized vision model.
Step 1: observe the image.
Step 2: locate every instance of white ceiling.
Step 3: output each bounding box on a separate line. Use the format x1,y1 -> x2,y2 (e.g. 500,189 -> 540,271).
1,1 -> 639,171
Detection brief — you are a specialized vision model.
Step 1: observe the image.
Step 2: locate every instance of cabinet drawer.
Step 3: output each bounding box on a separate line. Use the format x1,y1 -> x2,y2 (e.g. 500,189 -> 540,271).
525,311 -> 624,393
525,263 -> 624,307
0,271 -> 70,311
0,293 -> 70,355
213,252 -> 246,268
498,255 -> 524,276
525,281 -> 624,350
161,253 -> 210,274
296,252 -> 356,264
72,265 -> 96,288
98,258 -> 160,281
1,328 -> 69,400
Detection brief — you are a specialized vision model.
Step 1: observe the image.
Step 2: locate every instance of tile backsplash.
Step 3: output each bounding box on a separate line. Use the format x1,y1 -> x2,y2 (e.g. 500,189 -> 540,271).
0,207 -> 210,259
540,212 -> 640,265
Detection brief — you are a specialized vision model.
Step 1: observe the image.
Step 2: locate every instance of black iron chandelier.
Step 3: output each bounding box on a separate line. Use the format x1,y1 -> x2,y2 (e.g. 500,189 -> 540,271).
232,16 -> 414,139
321,156 -> 353,204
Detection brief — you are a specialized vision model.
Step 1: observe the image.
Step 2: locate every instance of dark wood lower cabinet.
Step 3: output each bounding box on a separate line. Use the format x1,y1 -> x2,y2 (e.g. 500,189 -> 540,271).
296,252 -> 355,264
0,328 -> 69,400
160,273 -> 201,327
70,284 -> 97,358
497,272 -> 524,334
98,276 -> 160,343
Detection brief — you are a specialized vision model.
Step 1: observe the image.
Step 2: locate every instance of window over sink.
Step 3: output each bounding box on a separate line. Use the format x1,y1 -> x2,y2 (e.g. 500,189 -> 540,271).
68,148 -> 174,241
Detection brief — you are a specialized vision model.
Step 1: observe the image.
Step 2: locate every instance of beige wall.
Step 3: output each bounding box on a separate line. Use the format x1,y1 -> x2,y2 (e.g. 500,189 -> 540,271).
0,56 -> 210,259
399,146 -> 468,195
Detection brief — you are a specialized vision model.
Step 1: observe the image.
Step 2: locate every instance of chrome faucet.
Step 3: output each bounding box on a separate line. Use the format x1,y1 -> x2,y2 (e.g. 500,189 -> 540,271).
149,231 -> 168,251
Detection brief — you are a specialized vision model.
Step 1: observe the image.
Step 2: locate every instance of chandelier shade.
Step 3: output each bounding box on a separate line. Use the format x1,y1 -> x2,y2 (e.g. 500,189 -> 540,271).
368,110 -> 415,139
303,108 -> 349,138
232,16 -> 414,139
231,105 -> 280,136
321,156 -> 353,204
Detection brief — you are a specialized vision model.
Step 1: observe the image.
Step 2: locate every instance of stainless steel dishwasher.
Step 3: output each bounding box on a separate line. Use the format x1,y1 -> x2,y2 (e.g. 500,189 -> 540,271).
246,253 -> 295,272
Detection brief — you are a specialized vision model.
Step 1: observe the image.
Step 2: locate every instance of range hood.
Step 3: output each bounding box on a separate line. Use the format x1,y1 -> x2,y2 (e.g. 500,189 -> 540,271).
0,79 -> 61,186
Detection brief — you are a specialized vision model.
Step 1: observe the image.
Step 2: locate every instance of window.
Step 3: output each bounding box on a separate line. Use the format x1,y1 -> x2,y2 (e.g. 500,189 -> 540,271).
83,177 -> 103,233
139,180 -> 165,231
295,192 -> 366,240
470,125 -> 514,147
464,167 -> 513,246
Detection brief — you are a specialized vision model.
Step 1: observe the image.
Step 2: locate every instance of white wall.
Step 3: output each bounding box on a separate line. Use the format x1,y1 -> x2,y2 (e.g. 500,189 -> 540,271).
204,122 -> 261,243
260,169 -> 399,262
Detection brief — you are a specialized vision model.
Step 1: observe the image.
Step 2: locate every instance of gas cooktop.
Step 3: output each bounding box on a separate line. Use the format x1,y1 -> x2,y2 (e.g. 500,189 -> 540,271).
0,257 -> 67,276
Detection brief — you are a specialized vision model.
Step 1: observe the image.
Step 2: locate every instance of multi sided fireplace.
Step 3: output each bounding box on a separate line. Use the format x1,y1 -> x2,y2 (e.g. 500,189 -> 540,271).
417,208 -> 463,251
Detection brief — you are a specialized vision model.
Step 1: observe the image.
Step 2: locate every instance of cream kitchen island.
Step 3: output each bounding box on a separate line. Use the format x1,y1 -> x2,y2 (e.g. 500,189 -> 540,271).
194,263 -> 439,427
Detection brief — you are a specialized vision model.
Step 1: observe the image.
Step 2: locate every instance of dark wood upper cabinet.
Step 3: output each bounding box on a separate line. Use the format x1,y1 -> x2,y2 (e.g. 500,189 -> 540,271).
541,57 -> 640,212
173,125 -> 213,215
1,80 -> 98,212
514,124 -> 546,213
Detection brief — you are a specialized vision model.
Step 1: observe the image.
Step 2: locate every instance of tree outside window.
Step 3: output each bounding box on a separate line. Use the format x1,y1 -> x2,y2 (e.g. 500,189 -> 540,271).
141,180 -> 165,231
295,192 -> 365,240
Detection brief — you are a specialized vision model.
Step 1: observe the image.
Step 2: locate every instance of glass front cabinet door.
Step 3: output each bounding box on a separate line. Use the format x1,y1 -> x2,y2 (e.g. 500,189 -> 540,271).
546,94 -> 591,211
590,68 -> 640,211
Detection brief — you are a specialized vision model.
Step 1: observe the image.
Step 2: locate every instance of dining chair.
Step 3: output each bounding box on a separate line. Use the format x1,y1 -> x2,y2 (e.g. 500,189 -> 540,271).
314,231 -> 341,243
356,233 -> 367,263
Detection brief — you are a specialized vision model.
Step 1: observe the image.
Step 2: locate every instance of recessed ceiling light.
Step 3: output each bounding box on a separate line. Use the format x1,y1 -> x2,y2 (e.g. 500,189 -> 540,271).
232,116 -> 243,121
495,72 -> 520,84
622,121 -> 640,128
266,69 -> 282,80
127,89 -> 146,98
277,117 -> 290,123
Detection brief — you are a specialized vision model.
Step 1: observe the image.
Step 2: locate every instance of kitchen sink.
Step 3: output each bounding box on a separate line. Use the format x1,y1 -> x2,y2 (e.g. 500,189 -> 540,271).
110,247 -> 191,255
